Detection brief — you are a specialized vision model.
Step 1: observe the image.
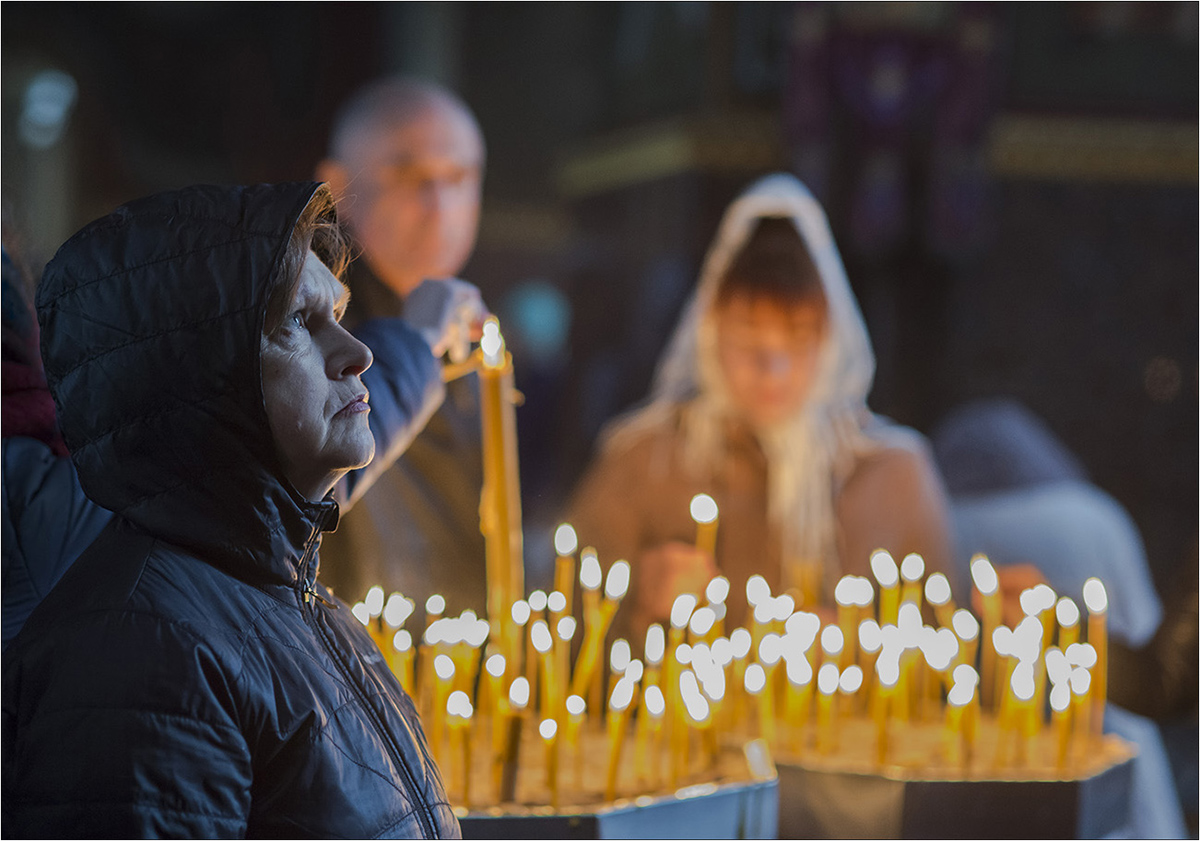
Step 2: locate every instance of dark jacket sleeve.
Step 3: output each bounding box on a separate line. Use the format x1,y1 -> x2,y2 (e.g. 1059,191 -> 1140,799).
335,318 -> 445,512
2,437 -> 113,649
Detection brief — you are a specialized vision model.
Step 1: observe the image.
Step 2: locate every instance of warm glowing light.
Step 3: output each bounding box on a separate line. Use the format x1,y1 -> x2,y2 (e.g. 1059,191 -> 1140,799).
447,690 -> 473,718
923,628 -> 959,671
970,556 -> 998,596
876,655 -> 901,688
758,633 -> 783,666
1033,584 -> 1057,612
547,591 -> 567,613
529,590 -> 548,612
610,639 -> 632,673
1011,662 -> 1036,701
556,616 -> 576,641
1050,682 -> 1070,713
753,602 -> 775,626
839,665 -> 863,694
853,576 -> 875,607
1019,588 -> 1041,618
675,643 -> 693,665
1045,648 -> 1070,685
897,603 -> 922,639
710,637 -> 732,667
393,629 -> 412,652
689,493 -> 718,524
947,681 -> 974,707
858,619 -> 882,654
626,660 -> 645,684
605,560 -> 631,600
351,602 -> 370,626
364,586 -> 385,616
531,621 -> 553,653
509,677 -> 531,708
745,575 -> 771,607
772,594 -> 796,621
706,576 -> 731,605
610,677 -> 635,712
689,607 -> 716,637
671,594 -> 698,629
566,694 -> 586,716
992,626 -> 1013,658
834,575 -> 856,607
1069,667 -> 1091,696
511,599 -> 531,625
952,609 -> 979,641
466,618 -> 490,648
1065,642 -> 1098,669
786,653 -> 813,686
785,611 -> 822,651
952,664 -> 979,689
434,654 -> 455,680
539,718 -> 557,740
645,685 -> 666,717
744,663 -> 767,694
820,625 -> 845,657
485,653 -> 506,678
1013,616 -> 1043,661
730,628 -> 752,659
924,573 -> 951,606
645,625 -> 666,664
871,550 -> 899,587
1056,597 -> 1080,628
383,593 -> 414,627
554,523 -> 578,556
480,318 -> 504,365
580,551 -> 602,590
900,553 -> 925,582
1083,578 -> 1108,613
817,663 -> 839,694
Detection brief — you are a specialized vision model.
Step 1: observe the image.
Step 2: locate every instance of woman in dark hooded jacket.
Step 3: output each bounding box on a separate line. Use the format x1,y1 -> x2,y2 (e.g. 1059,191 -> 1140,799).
3,182 -> 460,837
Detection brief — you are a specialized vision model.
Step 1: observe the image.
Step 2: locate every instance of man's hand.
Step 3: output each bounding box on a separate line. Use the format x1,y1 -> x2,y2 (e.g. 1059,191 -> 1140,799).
403,278 -> 487,361
636,541 -> 719,622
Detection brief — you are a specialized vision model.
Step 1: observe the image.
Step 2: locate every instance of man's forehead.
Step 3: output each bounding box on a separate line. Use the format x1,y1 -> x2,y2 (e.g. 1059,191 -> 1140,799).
355,107 -> 483,167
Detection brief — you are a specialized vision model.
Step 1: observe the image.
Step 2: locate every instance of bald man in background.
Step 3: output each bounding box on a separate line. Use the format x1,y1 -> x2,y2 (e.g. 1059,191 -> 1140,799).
315,76 -> 489,619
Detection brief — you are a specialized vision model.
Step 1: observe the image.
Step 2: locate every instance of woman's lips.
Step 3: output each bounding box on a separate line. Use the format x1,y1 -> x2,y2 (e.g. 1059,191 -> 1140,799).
336,391 -> 370,417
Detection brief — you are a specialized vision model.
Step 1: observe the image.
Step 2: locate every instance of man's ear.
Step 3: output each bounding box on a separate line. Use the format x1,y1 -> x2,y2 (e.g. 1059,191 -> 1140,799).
315,159 -> 350,201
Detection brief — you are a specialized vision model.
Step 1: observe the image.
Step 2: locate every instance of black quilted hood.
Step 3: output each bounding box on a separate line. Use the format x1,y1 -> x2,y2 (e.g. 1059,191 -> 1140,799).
36,182 -> 338,586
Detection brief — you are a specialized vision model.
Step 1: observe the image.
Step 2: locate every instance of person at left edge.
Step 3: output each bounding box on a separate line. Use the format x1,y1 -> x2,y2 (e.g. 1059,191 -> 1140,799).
2,183 -> 460,837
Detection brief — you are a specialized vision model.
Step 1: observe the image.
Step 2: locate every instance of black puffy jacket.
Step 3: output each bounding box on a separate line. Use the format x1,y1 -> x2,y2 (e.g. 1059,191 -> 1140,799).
2,183 -> 460,838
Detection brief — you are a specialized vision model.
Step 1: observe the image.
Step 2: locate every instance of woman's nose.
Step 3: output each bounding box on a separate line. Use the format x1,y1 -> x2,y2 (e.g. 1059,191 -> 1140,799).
757,350 -> 791,378
330,326 -> 373,378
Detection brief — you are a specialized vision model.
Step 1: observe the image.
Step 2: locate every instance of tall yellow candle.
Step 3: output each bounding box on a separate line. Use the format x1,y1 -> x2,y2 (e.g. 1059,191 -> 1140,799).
643,623 -> 666,689
478,319 -> 525,665
970,556 -> 1002,709
690,493 -> 719,557
1069,667 -> 1092,760
1083,578 -> 1108,736
745,663 -> 774,747
951,609 -> 980,673
834,577 -> 858,669
569,559 -> 629,708
539,718 -> 559,811
390,629 -> 416,696
564,693 -> 586,788
944,680 -> 972,768
785,654 -> 814,753
430,653 -> 455,764
635,684 -> 665,787
498,676 -> 530,802
605,677 -> 636,801
447,690 -> 474,810
531,619 -> 556,718
874,655 -> 900,766
819,624 -> 845,672
871,550 -> 901,626
554,615 -> 576,724
815,665 -> 839,749
553,523 -> 578,620
705,576 -> 731,639
1050,681 -> 1072,771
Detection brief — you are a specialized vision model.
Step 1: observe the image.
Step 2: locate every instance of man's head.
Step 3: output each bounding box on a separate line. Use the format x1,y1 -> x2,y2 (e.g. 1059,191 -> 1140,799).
316,77 -> 485,299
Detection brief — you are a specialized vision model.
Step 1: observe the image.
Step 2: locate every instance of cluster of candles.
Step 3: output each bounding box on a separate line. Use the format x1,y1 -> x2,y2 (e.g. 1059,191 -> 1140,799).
350,494 -> 1113,810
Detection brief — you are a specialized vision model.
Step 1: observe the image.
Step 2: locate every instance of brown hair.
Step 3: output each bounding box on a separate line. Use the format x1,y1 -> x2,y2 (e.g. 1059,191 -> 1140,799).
714,216 -> 826,312
263,185 -> 353,336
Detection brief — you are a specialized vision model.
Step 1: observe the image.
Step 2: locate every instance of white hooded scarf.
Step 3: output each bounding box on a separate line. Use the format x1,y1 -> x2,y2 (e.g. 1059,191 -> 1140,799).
608,173 -> 882,595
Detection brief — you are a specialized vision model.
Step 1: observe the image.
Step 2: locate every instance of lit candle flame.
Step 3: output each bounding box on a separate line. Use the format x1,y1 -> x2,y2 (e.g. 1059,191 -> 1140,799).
689,493 -> 718,525
1082,578 -> 1108,613
556,616 -> 576,641
393,629 -> 412,652
365,585 -> 385,617
870,550 -> 899,587
729,627 -> 752,659
947,680 -> 974,707
609,639 -> 632,673
786,653 -> 813,686
1050,682 -> 1070,713
539,718 -> 557,740
744,663 -> 767,694
835,575 -> 856,607
951,609 -> 979,641
547,591 -> 567,613
1065,642 -> 1097,669
1044,647 -> 1071,685
351,602 -> 370,626
528,590 -> 548,612
604,560 -> 630,600
554,523 -> 578,556
820,625 -> 845,657
838,665 -> 863,694
758,633 -> 783,666
670,594 -> 698,629
566,694 -> 586,716
645,685 -> 666,717
579,549 -> 601,590
745,575 -> 771,608
485,653 -> 506,677
924,573 -> 952,607
531,620 -> 553,653
689,607 -> 716,637
952,664 -> 979,689
447,690 -> 473,718
817,663 -> 840,694
705,576 -> 730,605
511,599 -> 531,625
645,625 -> 666,664
509,676 -> 531,709
383,593 -> 415,628
858,619 -> 883,654
1069,667 -> 1091,696
900,553 -> 925,583
610,676 -> 635,712
786,612 -> 822,651
970,555 -> 998,596
1056,597 -> 1080,628
480,318 -> 504,367
434,654 -> 455,680
426,594 -> 446,616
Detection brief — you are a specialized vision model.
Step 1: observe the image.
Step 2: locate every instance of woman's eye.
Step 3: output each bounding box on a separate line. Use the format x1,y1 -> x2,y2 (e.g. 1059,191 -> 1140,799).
289,311 -> 305,329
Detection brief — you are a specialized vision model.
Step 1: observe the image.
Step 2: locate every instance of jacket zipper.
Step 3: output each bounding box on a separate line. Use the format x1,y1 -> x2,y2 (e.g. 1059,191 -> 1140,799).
296,521 -> 439,838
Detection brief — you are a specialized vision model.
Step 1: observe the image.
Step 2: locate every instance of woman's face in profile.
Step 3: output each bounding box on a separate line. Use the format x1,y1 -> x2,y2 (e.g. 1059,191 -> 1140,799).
261,251 -> 376,500
715,293 -> 826,429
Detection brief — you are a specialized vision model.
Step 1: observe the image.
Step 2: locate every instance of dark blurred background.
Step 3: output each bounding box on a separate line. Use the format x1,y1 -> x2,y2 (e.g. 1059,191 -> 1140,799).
2,2 -> 1196,595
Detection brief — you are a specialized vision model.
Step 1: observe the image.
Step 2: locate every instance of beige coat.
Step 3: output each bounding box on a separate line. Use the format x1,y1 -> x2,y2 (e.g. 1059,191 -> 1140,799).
567,404 -> 953,641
